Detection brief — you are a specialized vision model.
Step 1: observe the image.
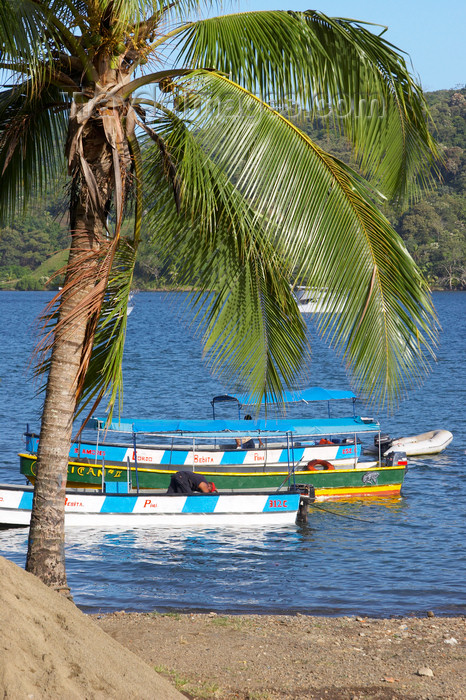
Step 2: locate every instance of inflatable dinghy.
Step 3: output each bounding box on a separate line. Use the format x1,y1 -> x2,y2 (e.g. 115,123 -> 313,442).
368,430 -> 453,457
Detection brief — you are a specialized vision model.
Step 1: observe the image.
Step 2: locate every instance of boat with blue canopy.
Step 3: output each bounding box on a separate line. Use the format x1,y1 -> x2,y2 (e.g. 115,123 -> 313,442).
211,386 -> 358,418
20,388 -> 408,500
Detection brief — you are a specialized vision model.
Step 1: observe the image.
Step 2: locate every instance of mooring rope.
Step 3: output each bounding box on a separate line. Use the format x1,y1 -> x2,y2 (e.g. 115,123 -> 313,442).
308,503 -> 376,523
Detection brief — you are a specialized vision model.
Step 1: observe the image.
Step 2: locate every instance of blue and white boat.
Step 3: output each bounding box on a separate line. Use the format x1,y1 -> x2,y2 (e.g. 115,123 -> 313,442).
0,483 -> 305,528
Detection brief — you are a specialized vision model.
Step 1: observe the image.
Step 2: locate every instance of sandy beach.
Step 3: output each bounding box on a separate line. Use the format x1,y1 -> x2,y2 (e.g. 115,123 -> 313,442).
1,555 -> 465,699
97,610 -> 466,699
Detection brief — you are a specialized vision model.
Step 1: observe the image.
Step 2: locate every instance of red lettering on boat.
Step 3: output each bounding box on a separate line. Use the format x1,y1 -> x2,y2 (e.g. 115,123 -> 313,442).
64,497 -> 83,507
143,499 -> 158,509
193,454 -> 214,464
268,499 -> 287,508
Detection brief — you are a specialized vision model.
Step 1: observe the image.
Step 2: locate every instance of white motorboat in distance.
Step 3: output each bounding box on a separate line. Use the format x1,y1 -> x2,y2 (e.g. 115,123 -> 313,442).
292,286 -> 345,314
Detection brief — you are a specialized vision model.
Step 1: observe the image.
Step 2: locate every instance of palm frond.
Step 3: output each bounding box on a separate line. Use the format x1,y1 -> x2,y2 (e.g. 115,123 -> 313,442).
143,71 -> 437,408
110,0 -> 179,25
142,110 -> 309,404
173,10 -> 440,203
0,81 -> 69,224
0,1 -> 50,71
74,237 -> 138,425
0,0 -> 86,87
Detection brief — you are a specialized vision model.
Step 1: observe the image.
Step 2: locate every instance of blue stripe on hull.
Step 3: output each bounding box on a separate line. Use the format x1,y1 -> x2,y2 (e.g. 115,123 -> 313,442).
73,444 -> 128,461
182,495 -> 219,513
100,496 -> 138,513
263,495 -> 298,512
19,491 -> 33,509
160,451 -> 189,465
335,444 -> 360,459
219,452 -> 246,465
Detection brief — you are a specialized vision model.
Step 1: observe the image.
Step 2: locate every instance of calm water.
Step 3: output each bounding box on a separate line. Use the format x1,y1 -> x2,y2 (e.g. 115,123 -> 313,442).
0,291 -> 465,617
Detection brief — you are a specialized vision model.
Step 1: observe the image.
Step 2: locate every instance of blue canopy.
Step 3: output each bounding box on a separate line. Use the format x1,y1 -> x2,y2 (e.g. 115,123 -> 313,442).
211,387 -> 356,407
90,415 -> 379,437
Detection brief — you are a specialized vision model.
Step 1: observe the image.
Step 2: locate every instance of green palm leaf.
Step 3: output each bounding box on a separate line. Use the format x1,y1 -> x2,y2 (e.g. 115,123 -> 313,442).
142,71 -> 437,407
141,109 -> 309,404
172,10 -> 440,202
0,0 -> 50,69
0,82 -> 68,223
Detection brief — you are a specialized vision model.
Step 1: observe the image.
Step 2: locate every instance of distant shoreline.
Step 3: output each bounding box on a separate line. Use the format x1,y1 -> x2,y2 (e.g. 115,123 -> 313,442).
1,286 -> 465,293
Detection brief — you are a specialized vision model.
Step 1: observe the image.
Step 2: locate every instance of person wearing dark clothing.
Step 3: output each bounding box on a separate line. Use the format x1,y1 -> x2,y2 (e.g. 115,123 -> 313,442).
167,471 -> 217,494
235,414 -> 264,450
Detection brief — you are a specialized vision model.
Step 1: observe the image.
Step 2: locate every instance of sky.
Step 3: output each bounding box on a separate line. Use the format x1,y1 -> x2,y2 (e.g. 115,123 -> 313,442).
240,0 -> 466,92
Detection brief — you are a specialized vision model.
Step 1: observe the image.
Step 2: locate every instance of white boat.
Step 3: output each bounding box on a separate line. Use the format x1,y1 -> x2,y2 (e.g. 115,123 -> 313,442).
292,286 -> 345,314
127,291 -> 136,316
0,483 -> 305,529
367,429 -> 453,457
387,430 -> 453,457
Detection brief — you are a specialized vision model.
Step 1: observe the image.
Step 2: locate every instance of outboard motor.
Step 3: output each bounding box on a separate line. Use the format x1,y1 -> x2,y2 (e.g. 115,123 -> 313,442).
374,433 -> 392,455
383,450 -> 408,467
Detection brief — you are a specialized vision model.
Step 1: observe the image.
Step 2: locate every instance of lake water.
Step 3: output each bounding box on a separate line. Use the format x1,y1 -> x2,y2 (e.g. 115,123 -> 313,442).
0,291 -> 464,617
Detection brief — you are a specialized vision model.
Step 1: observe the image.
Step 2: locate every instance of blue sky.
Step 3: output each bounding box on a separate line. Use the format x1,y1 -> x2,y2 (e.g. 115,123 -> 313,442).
240,0 -> 465,92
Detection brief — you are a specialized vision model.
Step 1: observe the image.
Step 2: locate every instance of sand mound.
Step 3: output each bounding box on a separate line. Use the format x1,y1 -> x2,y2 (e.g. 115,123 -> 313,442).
0,556 -> 183,699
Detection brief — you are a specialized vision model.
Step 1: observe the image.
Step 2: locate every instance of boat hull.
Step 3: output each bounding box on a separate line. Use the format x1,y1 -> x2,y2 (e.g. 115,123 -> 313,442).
19,453 -> 407,501
389,430 -> 453,456
0,484 -> 301,528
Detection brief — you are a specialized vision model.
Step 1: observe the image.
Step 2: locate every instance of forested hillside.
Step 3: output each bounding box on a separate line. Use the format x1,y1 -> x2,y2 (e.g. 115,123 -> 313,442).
1,88 -> 465,291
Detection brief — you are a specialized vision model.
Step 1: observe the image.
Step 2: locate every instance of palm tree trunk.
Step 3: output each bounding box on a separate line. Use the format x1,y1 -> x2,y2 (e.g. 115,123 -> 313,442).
26,122 -> 113,592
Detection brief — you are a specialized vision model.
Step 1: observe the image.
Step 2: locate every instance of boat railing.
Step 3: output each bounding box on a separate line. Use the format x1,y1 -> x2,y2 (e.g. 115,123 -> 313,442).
23,417 -> 382,485
90,424 -> 308,481
99,456 -> 135,494
24,424 -> 378,469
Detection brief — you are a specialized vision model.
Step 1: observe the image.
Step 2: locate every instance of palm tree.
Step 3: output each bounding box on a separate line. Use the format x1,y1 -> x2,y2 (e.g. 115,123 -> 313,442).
0,1 -> 439,592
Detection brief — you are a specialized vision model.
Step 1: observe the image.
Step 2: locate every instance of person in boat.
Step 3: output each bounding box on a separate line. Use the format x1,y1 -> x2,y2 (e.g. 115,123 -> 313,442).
235,414 -> 265,450
167,471 -> 217,494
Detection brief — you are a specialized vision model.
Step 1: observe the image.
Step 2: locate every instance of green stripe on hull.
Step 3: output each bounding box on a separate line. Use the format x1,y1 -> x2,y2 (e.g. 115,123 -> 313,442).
19,454 -> 406,496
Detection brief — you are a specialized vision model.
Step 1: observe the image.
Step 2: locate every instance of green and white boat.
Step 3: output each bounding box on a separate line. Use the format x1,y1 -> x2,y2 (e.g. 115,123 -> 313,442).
20,389 -> 408,501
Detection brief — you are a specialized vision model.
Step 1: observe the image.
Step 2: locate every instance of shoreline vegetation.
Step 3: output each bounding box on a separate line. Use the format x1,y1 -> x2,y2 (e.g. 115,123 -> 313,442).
1,87 -> 465,294
2,556 -> 465,700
